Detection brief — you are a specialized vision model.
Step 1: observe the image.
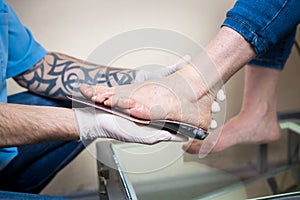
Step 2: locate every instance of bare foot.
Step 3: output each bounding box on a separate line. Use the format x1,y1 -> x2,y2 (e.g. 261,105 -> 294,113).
183,102 -> 281,154
79,27 -> 257,130
182,65 -> 282,154
80,64 -> 216,130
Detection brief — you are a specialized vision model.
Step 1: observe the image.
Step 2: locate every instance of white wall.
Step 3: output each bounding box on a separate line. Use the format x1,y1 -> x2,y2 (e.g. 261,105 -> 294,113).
6,0 -> 300,194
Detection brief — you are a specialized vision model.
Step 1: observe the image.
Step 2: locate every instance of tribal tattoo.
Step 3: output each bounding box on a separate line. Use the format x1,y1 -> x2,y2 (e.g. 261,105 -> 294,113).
14,52 -> 136,100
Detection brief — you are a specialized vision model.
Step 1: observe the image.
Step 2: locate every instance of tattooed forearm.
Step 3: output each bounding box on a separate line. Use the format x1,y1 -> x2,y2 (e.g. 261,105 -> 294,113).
14,52 -> 136,100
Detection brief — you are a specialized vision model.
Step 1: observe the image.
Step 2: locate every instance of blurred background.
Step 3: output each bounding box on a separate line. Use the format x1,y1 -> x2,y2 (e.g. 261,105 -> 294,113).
6,0 -> 300,197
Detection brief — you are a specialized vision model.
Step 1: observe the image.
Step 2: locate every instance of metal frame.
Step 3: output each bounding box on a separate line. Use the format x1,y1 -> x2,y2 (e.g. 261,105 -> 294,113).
96,141 -> 130,200
256,111 -> 300,195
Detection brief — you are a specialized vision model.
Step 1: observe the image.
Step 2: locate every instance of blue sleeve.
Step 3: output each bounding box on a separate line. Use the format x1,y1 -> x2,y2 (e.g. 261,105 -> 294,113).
0,0 -> 47,172
6,1 -> 47,78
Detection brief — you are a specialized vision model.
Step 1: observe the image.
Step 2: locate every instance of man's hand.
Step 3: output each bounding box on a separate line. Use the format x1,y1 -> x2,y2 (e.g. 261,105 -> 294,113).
74,107 -> 187,144
74,56 -> 190,144
134,55 -> 191,83
74,56 -> 225,145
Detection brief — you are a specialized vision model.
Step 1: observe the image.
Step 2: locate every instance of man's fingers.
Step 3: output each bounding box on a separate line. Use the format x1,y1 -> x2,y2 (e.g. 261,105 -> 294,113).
217,89 -> 226,101
211,101 -> 221,113
210,119 -> 218,129
148,130 -> 188,144
168,133 -> 188,142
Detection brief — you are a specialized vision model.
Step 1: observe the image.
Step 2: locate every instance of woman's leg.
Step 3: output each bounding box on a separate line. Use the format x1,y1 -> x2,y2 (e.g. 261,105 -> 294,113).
183,28 -> 296,154
183,65 -> 281,154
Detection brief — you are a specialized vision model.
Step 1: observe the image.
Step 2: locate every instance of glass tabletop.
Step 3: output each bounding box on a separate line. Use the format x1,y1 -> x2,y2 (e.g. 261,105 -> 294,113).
110,142 -> 252,200
95,112 -> 300,199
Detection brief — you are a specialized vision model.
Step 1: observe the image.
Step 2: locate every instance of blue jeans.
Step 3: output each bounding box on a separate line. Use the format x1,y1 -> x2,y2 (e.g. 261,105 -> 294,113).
0,92 -> 85,199
222,0 -> 300,69
0,190 -> 67,200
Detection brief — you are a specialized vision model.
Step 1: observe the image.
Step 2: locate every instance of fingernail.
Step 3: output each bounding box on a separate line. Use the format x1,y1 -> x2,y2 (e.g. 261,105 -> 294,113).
217,90 -> 226,101
210,120 -> 217,129
211,101 -> 221,113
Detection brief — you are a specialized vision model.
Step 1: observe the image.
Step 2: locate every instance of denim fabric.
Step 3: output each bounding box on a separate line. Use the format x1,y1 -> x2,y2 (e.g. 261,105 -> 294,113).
248,29 -> 296,69
222,0 -> 300,69
223,0 -> 300,54
0,190 -> 67,200
0,92 -> 85,196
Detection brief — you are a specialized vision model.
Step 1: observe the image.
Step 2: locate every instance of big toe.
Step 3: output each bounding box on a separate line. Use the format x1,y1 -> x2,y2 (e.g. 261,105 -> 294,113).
182,140 -> 202,154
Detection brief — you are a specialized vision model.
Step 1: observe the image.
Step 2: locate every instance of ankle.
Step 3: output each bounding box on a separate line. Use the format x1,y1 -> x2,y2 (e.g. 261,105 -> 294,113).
177,64 -> 214,100
242,96 -> 277,113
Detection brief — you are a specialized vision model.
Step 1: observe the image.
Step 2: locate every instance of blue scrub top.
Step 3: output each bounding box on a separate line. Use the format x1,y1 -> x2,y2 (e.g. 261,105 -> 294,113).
0,0 -> 47,171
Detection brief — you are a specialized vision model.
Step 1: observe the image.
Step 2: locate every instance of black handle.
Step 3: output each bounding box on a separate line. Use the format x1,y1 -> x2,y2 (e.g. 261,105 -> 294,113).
149,121 -> 208,140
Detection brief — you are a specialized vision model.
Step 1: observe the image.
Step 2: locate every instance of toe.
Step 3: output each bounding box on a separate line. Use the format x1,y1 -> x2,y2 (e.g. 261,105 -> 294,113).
80,84 -> 93,98
182,140 -> 202,154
